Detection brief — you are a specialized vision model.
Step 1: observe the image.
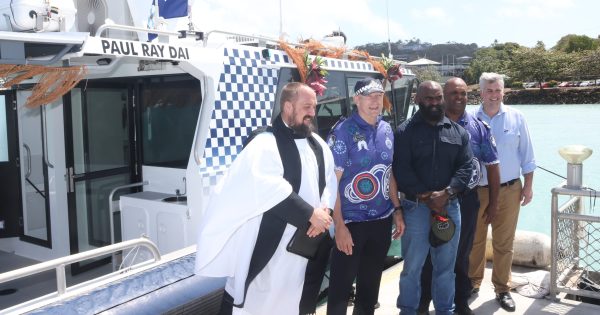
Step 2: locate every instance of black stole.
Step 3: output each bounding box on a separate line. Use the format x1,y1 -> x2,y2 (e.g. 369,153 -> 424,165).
236,115 -> 325,307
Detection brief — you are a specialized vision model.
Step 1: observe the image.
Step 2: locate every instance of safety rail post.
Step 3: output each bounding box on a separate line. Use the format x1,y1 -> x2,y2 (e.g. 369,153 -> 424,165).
56,264 -> 67,295
550,191 -> 559,301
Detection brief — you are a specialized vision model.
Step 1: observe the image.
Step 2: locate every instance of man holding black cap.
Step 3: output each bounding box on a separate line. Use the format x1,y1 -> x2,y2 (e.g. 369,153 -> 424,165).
393,81 -> 472,315
417,78 -> 500,315
326,77 -> 405,315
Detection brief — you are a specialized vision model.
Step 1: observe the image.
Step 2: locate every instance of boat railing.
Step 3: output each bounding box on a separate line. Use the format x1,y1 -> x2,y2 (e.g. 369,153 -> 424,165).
108,181 -> 149,271
202,29 -> 301,48
550,183 -> 600,302
95,23 -> 181,38
0,237 -> 161,296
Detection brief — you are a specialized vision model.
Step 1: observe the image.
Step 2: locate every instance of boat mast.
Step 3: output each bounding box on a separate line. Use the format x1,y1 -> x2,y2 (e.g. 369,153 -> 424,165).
386,0 -> 392,58
279,0 -> 283,38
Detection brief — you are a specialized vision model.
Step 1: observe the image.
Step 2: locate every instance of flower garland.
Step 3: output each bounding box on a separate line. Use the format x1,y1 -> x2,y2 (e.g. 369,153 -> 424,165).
304,53 -> 328,96
279,40 -> 330,96
278,40 -> 404,110
380,54 -> 402,84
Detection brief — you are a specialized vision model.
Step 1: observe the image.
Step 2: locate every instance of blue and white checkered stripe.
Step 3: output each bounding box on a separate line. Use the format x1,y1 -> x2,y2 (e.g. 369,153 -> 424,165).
323,58 -> 374,71
200,47 -> 282,195
198,47 -> 387,196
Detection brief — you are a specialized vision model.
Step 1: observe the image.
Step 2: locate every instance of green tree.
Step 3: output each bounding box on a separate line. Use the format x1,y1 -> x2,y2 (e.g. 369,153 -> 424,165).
553,34 -> 600,53
464,42 -> 521,84
570,48 -> 600,79
507,46 -> 566,89
414,66 -> 442,83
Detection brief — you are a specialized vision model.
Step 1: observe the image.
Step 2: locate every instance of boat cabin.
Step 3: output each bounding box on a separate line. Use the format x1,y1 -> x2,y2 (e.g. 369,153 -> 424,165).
0,0 -> 415,311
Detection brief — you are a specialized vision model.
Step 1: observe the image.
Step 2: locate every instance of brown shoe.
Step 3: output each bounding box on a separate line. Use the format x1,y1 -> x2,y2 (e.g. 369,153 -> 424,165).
496,292 -> 516,312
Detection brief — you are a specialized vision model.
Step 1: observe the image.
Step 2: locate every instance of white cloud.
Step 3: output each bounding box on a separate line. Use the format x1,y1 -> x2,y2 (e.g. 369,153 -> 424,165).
408,6 -> 454,30
187,0 -> 407,47
497,0 -> 576,19
410,7 -> 449,19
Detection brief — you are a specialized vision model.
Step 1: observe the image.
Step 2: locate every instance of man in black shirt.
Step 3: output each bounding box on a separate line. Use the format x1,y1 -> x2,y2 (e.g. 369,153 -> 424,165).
393,81 -> 472,315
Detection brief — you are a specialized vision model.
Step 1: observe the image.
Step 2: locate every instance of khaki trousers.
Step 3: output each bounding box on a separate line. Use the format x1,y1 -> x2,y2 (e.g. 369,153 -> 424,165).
468,179 -> 522,293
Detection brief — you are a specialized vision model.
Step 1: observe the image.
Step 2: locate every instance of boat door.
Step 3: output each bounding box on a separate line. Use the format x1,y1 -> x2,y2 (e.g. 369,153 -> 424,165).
0,91 -> 23,239
13,91 -> 53,247
63,82 -> 137,273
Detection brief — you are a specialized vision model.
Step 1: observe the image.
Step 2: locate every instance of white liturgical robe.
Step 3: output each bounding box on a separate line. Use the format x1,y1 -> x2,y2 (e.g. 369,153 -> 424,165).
195,131 -> 337,315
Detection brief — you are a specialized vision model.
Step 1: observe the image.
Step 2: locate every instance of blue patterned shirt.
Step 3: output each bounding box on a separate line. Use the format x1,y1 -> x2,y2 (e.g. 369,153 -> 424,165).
457,111 -> 499,189
327,112 -> 394,223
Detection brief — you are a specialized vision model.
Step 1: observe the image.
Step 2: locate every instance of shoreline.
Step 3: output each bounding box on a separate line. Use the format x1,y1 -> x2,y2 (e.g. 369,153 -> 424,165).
469,87 -> 600,105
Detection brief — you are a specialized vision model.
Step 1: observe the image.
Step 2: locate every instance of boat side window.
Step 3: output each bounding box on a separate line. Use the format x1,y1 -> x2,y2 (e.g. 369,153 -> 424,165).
315,71 -> 347,139
140,76 -> 202,168
274,68 -> 349,139
0,96 -> 7,162
387,77 -> 415,127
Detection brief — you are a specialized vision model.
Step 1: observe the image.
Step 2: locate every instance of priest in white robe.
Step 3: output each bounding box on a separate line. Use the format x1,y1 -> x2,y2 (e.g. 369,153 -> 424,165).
195,82 -> 337,315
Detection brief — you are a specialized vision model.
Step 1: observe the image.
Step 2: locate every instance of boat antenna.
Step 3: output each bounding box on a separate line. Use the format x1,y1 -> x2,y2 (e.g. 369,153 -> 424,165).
187,4 -> 195,31
386,0 -> 393,58
279,0 -> 283,38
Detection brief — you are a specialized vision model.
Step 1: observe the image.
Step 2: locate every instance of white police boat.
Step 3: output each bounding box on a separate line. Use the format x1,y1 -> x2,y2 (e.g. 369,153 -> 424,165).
0,0 -> 415,313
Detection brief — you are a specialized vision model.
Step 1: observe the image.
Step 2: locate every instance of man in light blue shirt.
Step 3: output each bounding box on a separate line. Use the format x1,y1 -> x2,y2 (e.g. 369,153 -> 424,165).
468,72 -> 536,312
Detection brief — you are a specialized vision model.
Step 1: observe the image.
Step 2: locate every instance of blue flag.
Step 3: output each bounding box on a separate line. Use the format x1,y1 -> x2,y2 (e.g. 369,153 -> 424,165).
147,0 -> 188,41
158,0 -> 188,19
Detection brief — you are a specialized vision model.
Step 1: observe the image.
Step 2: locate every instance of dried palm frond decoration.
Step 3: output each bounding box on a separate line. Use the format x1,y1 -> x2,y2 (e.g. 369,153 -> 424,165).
277,40 -> 405,112
279,41 -> 308,82
0,64 -> 87,108
346,49 -> 398,112
278,40 -> 330,96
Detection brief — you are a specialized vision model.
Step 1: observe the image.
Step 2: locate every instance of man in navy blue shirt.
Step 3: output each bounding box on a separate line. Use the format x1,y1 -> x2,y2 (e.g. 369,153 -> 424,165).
393,81 -> 472,315
418,78 -> 500,315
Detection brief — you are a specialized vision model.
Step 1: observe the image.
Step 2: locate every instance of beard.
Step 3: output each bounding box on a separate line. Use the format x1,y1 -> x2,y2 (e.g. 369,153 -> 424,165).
290,115 -> 314,137
419,103 -> 445,122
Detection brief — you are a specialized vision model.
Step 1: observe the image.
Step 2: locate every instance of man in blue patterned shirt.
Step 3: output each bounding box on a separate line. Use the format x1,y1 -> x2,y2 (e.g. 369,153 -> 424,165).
418,78 -> 500,315
326,77 -> 405,315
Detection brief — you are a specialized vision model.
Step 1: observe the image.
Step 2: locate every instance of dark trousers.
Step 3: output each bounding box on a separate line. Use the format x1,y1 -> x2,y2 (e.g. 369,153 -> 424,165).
299,235 -> 333,314
419,189 -> 480,309
328,217 -> 392,315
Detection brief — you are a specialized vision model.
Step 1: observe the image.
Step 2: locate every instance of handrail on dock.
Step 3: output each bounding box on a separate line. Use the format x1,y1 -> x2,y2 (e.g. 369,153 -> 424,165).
550,182 -> 600,302
0,237 -> 161,296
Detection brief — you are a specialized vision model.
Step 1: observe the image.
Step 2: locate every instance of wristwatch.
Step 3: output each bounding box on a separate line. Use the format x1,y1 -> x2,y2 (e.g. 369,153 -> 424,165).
444,186 -> 456,197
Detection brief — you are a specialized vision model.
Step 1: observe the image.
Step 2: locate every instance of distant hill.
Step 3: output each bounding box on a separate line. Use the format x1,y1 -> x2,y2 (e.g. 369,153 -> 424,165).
354,39 -> 479,63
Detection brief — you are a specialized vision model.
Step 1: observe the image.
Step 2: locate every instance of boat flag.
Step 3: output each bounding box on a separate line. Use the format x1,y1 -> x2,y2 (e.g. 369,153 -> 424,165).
158,0 -> 189,19
147,0 -> 189,41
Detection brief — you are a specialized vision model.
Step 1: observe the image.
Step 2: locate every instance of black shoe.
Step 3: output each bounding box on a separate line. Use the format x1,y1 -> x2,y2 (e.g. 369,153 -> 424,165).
454,303 -> 474,315
417,303 -> 429,315
496,292 -> 516,312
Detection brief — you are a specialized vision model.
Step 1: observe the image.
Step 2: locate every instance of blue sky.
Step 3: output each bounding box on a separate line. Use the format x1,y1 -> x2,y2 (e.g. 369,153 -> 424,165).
181,0 -> 599,49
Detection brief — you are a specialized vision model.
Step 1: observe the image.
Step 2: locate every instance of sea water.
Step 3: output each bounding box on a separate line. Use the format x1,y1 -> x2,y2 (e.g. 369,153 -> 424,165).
388,103 -> 600,256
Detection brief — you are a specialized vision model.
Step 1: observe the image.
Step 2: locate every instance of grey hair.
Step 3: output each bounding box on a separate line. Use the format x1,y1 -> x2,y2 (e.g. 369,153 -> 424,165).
479,72 -> 505,90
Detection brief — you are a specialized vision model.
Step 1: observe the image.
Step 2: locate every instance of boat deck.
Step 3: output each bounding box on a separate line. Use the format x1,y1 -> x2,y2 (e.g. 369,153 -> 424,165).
316,261 -> 600,315
0,250 -> 112,311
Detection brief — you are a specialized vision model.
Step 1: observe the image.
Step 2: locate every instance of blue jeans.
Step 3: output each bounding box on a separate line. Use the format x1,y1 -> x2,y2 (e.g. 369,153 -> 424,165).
397,198 -> 461,315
